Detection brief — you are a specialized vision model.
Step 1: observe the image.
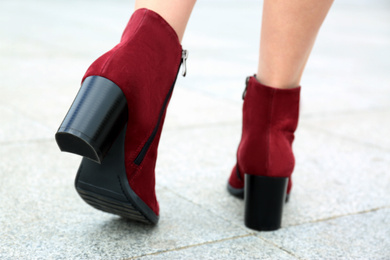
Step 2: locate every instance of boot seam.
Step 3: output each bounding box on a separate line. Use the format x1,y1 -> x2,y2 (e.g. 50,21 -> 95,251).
266,88 -> 275,177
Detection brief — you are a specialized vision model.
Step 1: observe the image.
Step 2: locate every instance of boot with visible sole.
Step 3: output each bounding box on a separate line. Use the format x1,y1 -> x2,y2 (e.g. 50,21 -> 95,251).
228,76 -> 300,231
55,8 -> 187,224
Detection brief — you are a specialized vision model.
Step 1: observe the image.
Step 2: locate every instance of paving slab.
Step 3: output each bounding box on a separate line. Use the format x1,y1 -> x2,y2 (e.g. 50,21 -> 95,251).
0,141 -> 247,259
302,110 -> 390,151
137,235 -> 296,260
0,105 -> 52,144
286,125 -> 390,226
260,208 -> 390,259
157,122 -> 390,228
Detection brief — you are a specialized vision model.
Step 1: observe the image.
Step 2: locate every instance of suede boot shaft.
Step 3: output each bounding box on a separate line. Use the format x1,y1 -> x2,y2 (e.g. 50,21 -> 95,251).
229,76 -> 300,194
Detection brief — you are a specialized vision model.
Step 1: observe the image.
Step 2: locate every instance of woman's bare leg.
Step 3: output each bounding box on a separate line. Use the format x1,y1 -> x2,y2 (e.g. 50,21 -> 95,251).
257,0 -> 334,89
135,0 -> 197,43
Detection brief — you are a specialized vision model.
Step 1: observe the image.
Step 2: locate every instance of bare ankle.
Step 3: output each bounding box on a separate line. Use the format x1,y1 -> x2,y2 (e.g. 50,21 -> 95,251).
254,75 -> 300,89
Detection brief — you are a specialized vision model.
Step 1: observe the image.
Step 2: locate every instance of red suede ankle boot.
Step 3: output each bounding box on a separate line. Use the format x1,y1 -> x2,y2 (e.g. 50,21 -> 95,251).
228,76 -> 300,231
55,9 -> 187,224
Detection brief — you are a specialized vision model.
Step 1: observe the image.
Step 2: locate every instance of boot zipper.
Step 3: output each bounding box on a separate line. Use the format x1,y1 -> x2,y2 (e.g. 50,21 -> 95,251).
134,49 -> 188,166
242,76 -> 250,100
181,49 -> 188,77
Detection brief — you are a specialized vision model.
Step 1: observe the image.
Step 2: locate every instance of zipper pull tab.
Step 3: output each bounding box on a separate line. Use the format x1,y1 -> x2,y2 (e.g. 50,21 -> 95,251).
242,76 -> 250,100
181,49 -> 188,77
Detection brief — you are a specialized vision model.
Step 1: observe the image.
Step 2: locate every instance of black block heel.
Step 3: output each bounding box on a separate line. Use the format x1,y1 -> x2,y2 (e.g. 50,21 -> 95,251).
55,76 -> 127,163
244,174 -> 288,231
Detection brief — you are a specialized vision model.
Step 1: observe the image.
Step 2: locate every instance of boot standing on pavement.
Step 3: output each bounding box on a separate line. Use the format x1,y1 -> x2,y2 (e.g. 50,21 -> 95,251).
55,0 -> 333,230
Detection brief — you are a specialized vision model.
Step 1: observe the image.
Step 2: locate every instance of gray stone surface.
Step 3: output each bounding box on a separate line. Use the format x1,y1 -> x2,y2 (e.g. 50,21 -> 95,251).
137,236 -> 296,260
302,110 -> 390,151
0,105 -> 52,143
1,0 -> 390,259
0,142 -> 247,259
158,123 -> 390,228
260,208 -> 390,259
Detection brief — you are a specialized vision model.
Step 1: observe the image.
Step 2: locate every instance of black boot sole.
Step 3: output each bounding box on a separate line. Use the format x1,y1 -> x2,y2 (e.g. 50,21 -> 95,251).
75,126 -> 159,224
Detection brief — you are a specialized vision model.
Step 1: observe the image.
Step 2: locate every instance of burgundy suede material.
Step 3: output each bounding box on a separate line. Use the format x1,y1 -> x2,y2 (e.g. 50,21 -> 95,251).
82,9 -> 182,215
229,76 -> 300,194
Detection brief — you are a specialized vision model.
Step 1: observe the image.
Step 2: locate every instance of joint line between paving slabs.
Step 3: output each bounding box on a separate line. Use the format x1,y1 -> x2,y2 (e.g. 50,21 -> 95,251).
289,206 -> 389,228
125,234 -> 253,260
256,236 -> 303,260
162,185 -> 248,232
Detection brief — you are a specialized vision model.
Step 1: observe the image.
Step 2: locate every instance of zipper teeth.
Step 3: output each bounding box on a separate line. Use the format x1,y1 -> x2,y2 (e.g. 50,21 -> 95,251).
181,50 -> 188,77
133,51 -> 185,166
